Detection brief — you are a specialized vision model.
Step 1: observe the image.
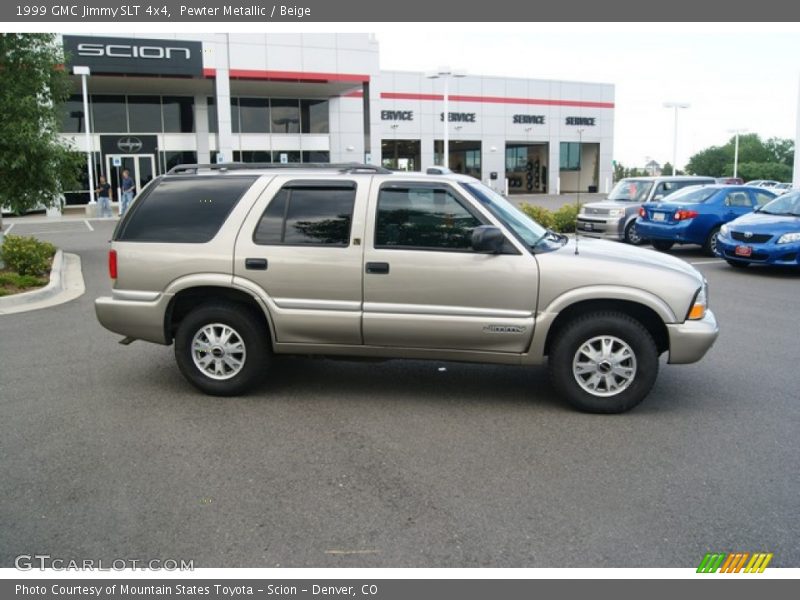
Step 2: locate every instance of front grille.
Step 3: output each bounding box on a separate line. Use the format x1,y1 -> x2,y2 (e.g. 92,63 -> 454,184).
731,231 -> 772,243
724,250 -> 768,262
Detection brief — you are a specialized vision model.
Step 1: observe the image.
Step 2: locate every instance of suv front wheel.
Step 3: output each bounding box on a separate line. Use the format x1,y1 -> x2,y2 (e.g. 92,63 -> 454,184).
174,302 -> 270,396
548,312 -> 659,413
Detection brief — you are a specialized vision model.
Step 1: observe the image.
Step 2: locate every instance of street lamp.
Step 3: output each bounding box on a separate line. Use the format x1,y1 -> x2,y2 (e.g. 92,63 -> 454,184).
727,128 -> 748,178
73,66 -> 95,206
427,67 -> 466,168
663,102 -> 690,176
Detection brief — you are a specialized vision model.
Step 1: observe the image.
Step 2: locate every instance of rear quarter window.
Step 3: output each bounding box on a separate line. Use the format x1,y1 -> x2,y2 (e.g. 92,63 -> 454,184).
115,176 -> 257,243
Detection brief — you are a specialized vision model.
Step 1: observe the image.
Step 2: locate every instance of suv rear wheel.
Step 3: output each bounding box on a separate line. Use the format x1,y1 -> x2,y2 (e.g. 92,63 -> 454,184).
549,312 -> 659,413
174,302 -> 270,396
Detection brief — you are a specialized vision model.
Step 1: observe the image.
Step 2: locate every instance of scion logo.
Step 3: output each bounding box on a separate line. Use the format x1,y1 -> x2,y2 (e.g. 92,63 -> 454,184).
117,137 -> 143,153
483,324 -> 526,334
696,552 -> 773,573
77,43 -> 191,61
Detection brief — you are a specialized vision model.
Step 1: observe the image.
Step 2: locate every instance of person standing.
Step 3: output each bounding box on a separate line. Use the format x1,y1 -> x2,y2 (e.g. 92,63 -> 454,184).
95,175 -> 113,218
120,169 -> 135,216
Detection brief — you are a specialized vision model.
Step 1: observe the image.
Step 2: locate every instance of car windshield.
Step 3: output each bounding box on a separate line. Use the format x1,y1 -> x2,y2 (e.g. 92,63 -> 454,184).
608,179 -> 654,202
657,185 -> 718,204
460,182 -> 547,246
759,191 -> 800,216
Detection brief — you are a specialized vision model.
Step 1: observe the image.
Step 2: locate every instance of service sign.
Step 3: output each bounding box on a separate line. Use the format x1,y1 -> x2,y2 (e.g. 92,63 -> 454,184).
63,35 -> 203,77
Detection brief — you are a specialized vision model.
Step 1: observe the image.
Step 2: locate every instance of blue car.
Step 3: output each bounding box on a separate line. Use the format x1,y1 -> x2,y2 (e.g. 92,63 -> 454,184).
635,185 -> 777,256
716,190 -> 800,269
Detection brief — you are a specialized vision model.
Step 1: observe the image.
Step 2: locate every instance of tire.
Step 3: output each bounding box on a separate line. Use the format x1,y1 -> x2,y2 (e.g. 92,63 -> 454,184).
703,226 -> 721,256
624,220 -> 645,245
651,240 -> 675,252
174,302 -> 270,396
548,312 -> 659,414
726,259 -> 749,269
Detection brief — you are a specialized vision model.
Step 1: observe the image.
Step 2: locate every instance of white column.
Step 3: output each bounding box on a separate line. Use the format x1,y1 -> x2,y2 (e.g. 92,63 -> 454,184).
214,37 -> 234,163
194,95 -> 210,164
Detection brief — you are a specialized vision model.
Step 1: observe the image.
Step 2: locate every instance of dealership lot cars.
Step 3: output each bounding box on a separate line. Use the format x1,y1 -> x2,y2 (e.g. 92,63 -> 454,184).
0,219 -> 798,567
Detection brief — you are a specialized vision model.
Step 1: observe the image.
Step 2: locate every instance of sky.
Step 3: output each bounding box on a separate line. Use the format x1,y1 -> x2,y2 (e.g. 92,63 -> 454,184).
373,24 -> 800,170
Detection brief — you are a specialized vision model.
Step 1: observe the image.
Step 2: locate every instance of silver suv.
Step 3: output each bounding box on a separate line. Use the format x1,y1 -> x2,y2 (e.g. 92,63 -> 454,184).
95,164 -> 719,413
578,176 -> 716,244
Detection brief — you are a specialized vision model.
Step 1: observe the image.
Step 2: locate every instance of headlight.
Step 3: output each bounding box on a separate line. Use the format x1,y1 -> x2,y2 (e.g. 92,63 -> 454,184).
607,208 -> 624,217
720,224 -> 729,237
688,281 -> 708,320
777,232 -> 800,244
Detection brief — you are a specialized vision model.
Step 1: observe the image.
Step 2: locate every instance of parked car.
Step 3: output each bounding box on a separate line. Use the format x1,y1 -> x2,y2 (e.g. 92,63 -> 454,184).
744,180 -> 780,189
715,177 -> 744,185
95,163 -> 718,414
635,185 -> 778,255
577,176 -> 716,244
770,182 -> 792,195
716,190 -> 800,268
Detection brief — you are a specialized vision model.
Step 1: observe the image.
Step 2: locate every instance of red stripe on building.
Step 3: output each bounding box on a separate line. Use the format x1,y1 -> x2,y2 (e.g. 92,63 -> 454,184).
203,68 -> 369,83
379,91 -> 614,109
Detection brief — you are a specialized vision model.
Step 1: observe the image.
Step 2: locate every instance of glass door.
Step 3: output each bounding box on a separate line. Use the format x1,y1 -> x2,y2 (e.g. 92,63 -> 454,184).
106,154 -> 156,203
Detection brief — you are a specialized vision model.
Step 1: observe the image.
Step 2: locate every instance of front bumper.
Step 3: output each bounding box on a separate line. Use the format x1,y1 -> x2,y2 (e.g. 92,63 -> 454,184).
576,215 -> 625,240
665,310 -> 719,364
716,235 -> 800,267
95,290 -> 173,345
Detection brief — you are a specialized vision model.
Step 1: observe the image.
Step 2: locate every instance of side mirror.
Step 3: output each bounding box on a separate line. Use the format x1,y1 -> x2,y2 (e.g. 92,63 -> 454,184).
472,225 -> 506,254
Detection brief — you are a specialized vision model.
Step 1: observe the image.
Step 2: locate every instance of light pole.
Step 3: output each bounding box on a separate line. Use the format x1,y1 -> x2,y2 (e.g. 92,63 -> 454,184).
427,67 -> 466,168
664,102 -> 690,176
727,128 -> 747,178
73,66 -> 95,206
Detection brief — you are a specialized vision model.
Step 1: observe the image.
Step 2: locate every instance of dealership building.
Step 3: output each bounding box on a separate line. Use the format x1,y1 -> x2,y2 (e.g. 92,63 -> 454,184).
58,33 -> 614,201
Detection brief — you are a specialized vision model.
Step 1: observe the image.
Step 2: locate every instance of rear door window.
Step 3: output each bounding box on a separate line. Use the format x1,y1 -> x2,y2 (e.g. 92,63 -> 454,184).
115,176 -> 256,243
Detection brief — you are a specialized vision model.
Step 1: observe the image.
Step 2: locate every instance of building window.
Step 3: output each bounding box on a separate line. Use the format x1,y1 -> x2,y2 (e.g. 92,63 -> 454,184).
160,151 -> 198,174
302,151 -> 330,163
238,98 -> 270,133
162,96 -> 194,133
253,183 -> 356,246
91,95 -> 127,133
207,97 -> 218,133
560,142 -> 581,171
301,99 -> 329,133
272,151 -> 301,163
234,151 -> 271,163
128,96 -> 162,133
271,99 -> 300,133
61,95 -> 87,133
381,140 -> 421,171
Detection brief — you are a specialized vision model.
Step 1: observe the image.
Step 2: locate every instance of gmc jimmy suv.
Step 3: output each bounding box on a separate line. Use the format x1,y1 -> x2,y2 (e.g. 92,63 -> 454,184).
95,164 -> 719,413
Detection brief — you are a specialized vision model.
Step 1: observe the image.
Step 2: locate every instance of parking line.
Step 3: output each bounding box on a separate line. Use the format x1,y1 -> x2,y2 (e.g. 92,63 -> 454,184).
4,223 -> 13,234
84,219 -> 94,232
690,259 -> 723,265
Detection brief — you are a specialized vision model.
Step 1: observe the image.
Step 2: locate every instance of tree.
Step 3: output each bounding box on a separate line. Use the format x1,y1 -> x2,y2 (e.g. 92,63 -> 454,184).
613,161 -> 626,182
685,133 -> 794,180
661,162 -> 674,176
0,34 -> 82,214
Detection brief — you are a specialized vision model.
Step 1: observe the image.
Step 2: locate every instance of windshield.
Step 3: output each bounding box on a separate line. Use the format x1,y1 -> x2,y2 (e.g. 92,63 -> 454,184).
657,185 -> 718,204
608,179 -> 654,202
460,182 -> 547,246
759,190 -> 800,215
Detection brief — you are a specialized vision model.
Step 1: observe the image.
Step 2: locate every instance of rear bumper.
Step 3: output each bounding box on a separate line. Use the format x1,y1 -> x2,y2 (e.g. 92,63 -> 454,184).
95,291 -> 173,344
666,310 -> 719,364
635,218 -> 700,244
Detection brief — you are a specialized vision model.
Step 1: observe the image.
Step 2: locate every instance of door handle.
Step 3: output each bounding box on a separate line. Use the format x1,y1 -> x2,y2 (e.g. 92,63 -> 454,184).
365,262 -> 390,274
245,258 -> 268,270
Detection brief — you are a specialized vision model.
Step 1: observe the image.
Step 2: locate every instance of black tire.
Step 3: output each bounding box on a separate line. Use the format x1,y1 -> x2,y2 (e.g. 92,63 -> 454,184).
624,220 -> 645,245
174,302 -> 270,396
548,312 -> 659,414
703,226 -> 721,256
726,259 -> 749,269
651,240 -> 675,252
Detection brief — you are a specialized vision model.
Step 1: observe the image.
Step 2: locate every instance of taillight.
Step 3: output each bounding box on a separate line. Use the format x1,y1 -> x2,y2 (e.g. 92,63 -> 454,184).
109,249 -> 117,280
638,207 -> 647,218
674,209 -> 698,221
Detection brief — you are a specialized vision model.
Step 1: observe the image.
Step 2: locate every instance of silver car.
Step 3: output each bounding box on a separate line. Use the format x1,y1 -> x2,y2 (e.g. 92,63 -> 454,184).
95,164 -> 718,413
578,176 -> 716,244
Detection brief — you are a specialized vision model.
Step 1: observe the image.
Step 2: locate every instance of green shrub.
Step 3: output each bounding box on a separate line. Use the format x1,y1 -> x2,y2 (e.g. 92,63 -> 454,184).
519,203 -> 554,229
1,234 -> 56,276
552,204 -> 580,233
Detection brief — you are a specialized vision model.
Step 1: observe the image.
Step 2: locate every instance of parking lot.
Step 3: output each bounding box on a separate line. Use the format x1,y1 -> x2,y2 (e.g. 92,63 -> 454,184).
0,216 -> 798,568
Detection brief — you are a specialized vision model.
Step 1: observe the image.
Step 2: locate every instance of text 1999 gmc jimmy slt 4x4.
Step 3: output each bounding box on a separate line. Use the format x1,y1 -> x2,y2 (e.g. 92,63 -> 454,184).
95,164 -> 719,413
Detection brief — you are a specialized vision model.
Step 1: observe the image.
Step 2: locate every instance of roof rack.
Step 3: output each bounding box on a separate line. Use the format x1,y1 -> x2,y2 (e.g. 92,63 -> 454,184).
167,162 -> 393,175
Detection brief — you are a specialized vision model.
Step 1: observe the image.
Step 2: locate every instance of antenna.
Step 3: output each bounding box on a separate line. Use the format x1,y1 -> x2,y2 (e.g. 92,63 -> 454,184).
575,128 -> 584,255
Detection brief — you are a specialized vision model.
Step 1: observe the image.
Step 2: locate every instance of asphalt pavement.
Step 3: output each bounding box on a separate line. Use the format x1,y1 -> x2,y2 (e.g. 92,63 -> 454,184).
0,216 -> 798,568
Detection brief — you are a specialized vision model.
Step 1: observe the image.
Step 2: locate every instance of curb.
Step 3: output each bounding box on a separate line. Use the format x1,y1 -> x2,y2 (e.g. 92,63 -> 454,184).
0,251 -> 85,315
